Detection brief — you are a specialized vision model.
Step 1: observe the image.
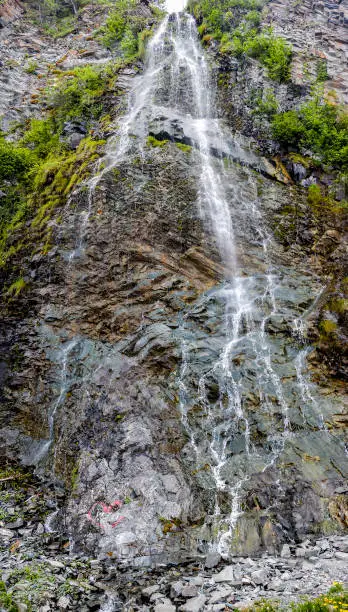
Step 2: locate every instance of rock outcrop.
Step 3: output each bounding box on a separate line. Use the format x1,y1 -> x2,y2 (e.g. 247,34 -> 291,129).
0,1 -> 346,607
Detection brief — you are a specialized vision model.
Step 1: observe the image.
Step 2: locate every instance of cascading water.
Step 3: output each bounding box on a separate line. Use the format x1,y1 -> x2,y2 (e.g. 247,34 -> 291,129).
35,0 -> 345,561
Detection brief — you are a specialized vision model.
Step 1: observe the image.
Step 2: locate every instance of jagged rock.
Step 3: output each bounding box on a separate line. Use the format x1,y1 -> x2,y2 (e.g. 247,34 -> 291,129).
214,566 -> 235,583
250,568 -> 269,585
205,552 -> 221,569
154,599 -> 176,612
181,584 -> 199,598
209,587 -> 233,604
179,595 -> 207,612
143,584 -> 160,598
280,544 -> 291,558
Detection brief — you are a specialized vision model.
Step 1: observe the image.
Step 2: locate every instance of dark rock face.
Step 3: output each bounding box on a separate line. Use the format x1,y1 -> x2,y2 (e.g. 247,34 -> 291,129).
0,0 -> 23,27
2,140 -> 346,564
0,0 -> 347,574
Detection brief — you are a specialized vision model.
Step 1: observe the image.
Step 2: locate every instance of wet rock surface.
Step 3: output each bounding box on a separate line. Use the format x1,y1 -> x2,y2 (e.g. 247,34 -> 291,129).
0,1 -> 346,606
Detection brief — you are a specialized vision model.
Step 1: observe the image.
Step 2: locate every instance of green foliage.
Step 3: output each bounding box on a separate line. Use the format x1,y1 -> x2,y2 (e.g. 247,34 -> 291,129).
242,583 -> 348,611
0,581 -> 18,612
21,118 -> 61,159
253,88 -> 279,117
316,59 -> 329,82
147,135 -> 169,147
307,184 -> 322,208
5,277 -> 27,298
100,0 -> 159,57
27,0 -> 85,38
48,65 -> 105,124
271,94 -> 348,169
0,137 -> 35,182
176,142 -> 193,152
25,59 -> 38,74
191,0 -> 291,82
245,9 -> 261,26
233,27 -> 292,82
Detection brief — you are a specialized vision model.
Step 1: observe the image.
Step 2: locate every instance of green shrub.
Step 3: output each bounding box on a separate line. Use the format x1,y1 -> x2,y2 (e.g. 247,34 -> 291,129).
0,137 -> 35,182
253,88 -> 279,117
25,59 -> 38,74
192,0 -> 291,82
245,9 -> 261,26
100,0 -> 157,57
21,118 -> 61,159
316,59 -> 329,82
260,35 -> 292,82
48,65 -> 104,124
271,110 -> 305,146
6,277 -> 27,298
271,95 -> 348,169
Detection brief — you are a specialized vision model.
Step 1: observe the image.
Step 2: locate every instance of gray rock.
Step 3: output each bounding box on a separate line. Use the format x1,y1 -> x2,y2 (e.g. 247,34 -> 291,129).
180,595 -> 207,612
154,600 -> 176,612
209,587 -> 232,604
58,595 -> 71,608
205,552 -> 221,569
251,568 -> 269,585
214,566 -> 235,583
5,518 -> 23,529
181,585 -> 199,598
189,577 -> 204,586
151,592 -> 166,602
280,544 -> 291,558
170,581 -> 184,598
335,551 -> 348,560
269,578 -> 286,592
142,584 -> 160,598
335,539 -> 348,553
0,528 -> 15,539
47,559 -> 65,570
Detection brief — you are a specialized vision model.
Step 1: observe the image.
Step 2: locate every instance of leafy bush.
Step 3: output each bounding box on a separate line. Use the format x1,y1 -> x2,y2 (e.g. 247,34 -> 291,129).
232,27 -> 292,82
48,65 -> 105,124
272,94 -> 348,168
21,118 -> 61,159
253,88 -> 279,117
191,0 -> 291,82
0,137 -> 35,182
100,0 -> 158,57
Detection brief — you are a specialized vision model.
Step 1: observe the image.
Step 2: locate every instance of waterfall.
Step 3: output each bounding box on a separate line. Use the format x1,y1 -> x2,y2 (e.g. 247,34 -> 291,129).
37,2 -> 341,560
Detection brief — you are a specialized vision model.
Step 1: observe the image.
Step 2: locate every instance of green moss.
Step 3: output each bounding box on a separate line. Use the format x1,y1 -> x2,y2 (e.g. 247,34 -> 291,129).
5,277 -> 27,299
288,152 -> 313,168
147,135 -> 169,148
325,298 -> 347,314
191,0 -> 291,82
319,319 -> 337,335
0,136 -> 105,270
253,88 -> 279,117
176,142 -> 192,153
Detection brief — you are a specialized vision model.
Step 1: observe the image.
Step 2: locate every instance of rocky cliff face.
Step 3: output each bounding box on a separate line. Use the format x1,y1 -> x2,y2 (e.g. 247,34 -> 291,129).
0,0 -> 347,609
